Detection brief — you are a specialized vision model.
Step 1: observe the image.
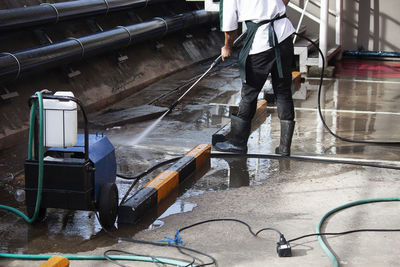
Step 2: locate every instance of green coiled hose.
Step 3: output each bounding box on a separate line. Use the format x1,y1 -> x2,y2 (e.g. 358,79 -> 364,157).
0,253 -> 192,266
0,91 -> 44,223
317,197 -> 400,267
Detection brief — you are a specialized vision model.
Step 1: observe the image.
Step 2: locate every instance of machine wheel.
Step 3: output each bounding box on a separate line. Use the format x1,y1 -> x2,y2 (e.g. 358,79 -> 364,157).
27,206 -> 47,222
98,183 -> 118,229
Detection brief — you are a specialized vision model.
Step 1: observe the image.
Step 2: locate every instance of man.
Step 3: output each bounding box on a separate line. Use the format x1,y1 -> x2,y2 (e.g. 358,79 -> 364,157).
214,0 -> 296,156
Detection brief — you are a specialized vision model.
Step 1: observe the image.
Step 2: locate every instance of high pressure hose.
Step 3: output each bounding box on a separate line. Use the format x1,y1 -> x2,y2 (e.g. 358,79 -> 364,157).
118,156 -> 183,204
211,152 -> 400,170
0,91 -> 44,223
293,32 -> 400,146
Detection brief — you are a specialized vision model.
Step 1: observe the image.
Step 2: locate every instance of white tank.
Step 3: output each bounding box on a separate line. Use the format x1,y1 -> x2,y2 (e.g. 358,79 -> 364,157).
43,91 -> 77,148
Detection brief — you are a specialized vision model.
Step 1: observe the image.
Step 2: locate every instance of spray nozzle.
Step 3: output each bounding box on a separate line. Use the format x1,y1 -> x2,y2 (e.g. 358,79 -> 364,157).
168,100 -> 179,111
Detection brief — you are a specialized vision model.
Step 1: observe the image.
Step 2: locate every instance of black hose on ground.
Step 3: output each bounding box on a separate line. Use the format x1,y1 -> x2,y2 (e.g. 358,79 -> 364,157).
211,152 -> 400,170
117,156 -> 182,204
293,32 -> 400,146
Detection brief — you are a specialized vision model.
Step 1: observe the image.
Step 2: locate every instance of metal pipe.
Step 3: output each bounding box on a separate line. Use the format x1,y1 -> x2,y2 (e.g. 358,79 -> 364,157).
0,10 -> 217,83
293,0 -> 309,44
0,0 -> 175,31
319,0 -> 329,68
335,0 -> 343,47
288,2 -> 320,24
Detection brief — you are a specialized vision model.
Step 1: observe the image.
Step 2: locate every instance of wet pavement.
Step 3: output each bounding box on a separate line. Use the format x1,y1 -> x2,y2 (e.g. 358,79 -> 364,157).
1,57 -> 400,266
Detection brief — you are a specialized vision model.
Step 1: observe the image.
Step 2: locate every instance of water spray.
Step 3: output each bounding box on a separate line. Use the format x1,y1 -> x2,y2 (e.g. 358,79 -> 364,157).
129,31 -> 247,146
167,31 -> 247,115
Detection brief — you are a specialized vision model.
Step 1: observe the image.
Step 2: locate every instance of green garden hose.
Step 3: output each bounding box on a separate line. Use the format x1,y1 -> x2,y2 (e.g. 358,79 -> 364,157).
0,253 -> 192,266
0,91 -> 44,223
317,197 -> 400,267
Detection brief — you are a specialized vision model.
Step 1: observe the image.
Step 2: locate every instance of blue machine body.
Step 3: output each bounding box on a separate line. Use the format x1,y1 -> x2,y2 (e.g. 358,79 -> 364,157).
48,134 -> 116,199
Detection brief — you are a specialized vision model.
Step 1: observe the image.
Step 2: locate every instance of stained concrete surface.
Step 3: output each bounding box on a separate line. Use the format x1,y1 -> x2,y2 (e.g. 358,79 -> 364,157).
91,105 -> 169,127
1,57 -> 400,267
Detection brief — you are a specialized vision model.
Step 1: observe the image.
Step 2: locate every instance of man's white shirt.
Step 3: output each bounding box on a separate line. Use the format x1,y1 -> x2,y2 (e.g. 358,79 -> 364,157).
220,0 -> 295,55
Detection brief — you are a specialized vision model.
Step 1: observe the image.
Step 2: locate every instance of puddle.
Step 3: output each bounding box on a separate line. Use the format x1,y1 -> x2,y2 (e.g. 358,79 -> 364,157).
0,208 -> 106,254
148,200 -> 198,231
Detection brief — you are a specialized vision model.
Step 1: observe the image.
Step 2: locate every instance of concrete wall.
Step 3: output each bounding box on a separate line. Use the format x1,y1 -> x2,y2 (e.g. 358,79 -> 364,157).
288,0 -> 400,52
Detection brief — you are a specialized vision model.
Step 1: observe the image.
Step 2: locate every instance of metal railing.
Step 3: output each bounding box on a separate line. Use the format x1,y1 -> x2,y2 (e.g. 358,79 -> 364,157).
289,0 -> 343,67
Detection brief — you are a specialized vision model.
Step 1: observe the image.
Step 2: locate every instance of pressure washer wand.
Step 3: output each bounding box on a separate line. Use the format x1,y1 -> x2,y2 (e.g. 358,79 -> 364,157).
167,31 -> 247,113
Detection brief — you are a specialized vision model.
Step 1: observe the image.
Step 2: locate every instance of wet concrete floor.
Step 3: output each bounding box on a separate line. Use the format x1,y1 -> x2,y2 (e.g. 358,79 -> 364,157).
1,57 -> 400,266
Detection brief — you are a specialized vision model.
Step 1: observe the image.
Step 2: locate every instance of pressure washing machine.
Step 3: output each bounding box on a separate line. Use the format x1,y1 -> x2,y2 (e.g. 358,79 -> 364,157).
24,92 -> 118,229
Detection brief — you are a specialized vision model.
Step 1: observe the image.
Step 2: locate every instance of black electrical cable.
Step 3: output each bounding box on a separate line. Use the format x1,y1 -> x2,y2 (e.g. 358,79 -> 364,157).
95,213 -> 201,266
117,157 -> 182,180
174,246 -> 205,267
103,249 -> 195,267
94,212 -> 216,267
176,218 -> 400,261
288,228 -> 400,243
176,218 -> 400,258
179,218 -> 282,237
175,218 -> 289,265
97,207 -> 400,267
118,157 -> 182,204
178,218 -> 400,242
104,249 -> 160,267
116,236 -> 216,267
293,32 -> 400,146
119,178 -> 140,205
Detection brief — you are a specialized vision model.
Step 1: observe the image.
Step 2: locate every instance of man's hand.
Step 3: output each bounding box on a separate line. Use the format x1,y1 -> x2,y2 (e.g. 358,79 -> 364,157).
221,30 -> 237,61
282,0 -> 290,6
221,45 -> 233,61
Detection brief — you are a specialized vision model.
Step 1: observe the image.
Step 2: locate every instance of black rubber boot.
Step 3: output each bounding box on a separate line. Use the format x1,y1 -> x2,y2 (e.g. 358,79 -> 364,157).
275,120 -> 295,156
214,115 -> 251,153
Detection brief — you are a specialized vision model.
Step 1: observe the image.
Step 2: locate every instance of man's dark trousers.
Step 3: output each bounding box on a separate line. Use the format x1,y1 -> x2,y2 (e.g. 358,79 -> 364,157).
237,36 -> 295,122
